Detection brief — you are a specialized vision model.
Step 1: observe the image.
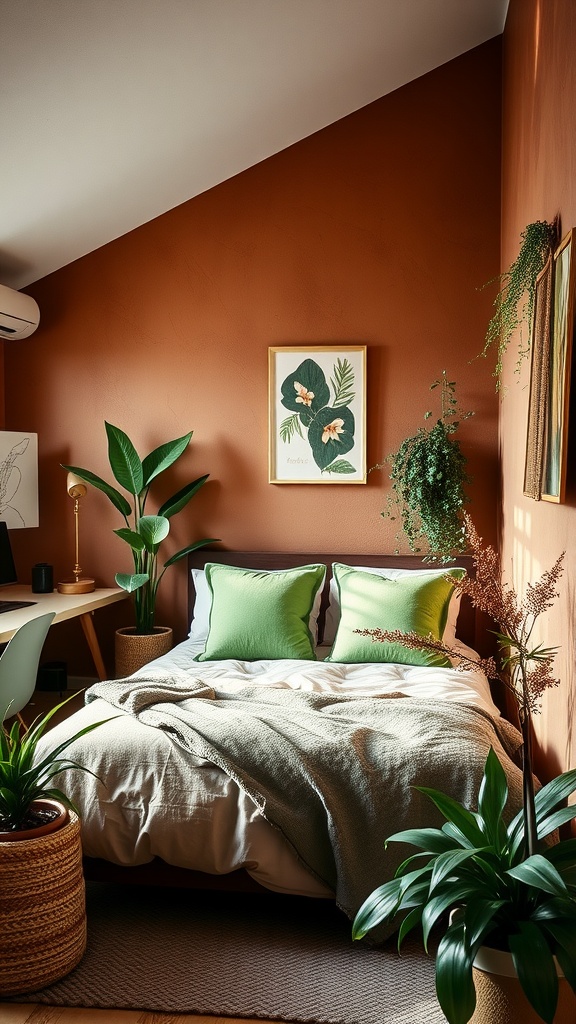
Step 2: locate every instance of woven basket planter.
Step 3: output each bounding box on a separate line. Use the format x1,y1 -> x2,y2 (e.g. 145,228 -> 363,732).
115,625 -> 173,677
0,808 -> 86,995
471,945 -> 576,1024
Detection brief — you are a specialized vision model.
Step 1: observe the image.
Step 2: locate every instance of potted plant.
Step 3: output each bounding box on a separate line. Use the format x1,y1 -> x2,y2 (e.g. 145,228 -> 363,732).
63,422 -> 218,675
353,515 -> 576,1024
378,372 -> 473,563
0,695 -> 112,994
478,219 -> 558,390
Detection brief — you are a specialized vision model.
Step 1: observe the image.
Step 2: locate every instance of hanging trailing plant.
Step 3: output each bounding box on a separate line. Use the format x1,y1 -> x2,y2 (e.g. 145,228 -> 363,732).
479,219 -> 557,389
379,372 -> 473,563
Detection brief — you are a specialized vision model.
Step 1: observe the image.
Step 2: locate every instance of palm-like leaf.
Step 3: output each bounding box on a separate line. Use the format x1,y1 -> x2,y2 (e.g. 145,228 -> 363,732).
106,421 -> 143,495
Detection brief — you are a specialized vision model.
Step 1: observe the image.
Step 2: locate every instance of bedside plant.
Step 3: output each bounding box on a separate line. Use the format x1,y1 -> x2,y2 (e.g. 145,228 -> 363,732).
353,515 -> 576,1024
0,694 -> 115,994
63,422 -> 218,635
0,693 -> 110,833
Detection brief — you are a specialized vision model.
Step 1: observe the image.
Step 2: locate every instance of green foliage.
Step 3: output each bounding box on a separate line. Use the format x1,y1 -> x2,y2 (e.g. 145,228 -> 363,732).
381,373 -> 473,563
353,748 -> 576,1024
480,220 -> 557,389
0,695 -> 111,831
63,423 -> 218,634
279,357 -> 357,474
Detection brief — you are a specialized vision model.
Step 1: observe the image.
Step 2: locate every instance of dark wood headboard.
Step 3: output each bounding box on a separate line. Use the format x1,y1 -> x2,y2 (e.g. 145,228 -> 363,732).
188,550 -> 481,653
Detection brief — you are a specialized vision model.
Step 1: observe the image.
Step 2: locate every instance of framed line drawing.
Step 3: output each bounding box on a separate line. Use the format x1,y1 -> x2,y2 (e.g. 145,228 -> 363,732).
541,229 -> 575,503
523,254 -> 553,500
269,346 -> 367,484
0,431 -> 39,528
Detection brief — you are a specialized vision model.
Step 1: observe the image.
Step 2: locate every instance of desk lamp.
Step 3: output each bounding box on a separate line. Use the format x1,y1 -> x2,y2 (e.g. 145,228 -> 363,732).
57,472 -> 95,594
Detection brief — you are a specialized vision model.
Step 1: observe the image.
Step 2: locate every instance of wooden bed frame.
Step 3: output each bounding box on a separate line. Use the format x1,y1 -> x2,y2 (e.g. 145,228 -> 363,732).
84,549 -> 480,890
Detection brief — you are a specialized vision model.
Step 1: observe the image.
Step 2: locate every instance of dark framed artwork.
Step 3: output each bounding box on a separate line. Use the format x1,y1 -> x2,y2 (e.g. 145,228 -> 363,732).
268,346 -> 367,484
541,229 -> 575,503
524,255 -> 553,500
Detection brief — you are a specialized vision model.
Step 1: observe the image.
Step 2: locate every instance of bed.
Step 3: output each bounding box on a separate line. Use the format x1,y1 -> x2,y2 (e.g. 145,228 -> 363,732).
38,550 -> 525,932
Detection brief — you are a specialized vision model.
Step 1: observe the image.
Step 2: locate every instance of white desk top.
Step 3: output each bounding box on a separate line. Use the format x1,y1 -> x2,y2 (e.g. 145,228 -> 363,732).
0,585 -> 128,643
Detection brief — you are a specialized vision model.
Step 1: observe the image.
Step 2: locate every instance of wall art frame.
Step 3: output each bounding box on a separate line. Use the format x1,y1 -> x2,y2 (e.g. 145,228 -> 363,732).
268,345 -> 367,484
0,430 -> 39,528
541,228 -> 575,503
523,254 -> 553,500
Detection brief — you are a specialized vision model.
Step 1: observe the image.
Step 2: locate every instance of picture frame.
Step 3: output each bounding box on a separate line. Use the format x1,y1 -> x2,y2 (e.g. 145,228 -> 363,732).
541,229 -> 575,503
268,345 -> 367,484
0,430 -> 39,528
523,254 -> 553,500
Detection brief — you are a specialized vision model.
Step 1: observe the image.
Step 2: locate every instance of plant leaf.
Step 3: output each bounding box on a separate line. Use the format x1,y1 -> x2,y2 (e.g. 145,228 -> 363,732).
415,786 -> 486,847
158,475 -> 209,519
105,422 -> 143,495
141,432 -> 192,486
507,854 -> 568,897
435,917 -> 476,1024
163,538 -> 220,569
509,920 -> 559,1023
115,573 -> 149,593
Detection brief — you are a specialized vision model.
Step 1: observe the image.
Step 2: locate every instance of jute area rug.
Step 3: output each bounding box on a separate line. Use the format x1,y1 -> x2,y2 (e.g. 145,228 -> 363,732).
5,882 -> 445,1023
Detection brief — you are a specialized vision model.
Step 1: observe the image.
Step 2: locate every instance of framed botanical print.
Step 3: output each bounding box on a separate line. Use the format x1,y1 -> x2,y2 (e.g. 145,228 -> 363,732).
268,346 -> 367,484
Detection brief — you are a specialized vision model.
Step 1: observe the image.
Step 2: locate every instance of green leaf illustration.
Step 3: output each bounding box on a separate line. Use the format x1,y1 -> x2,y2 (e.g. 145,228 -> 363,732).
280,359 -> 330,417
323,459 -> 356,474
308,406 -> 355,470
279,414 -> 305,443
330,358 -> 355,407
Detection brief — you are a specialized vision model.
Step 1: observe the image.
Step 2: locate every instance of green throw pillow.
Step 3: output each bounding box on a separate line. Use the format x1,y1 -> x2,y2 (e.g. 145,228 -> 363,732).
326,563 -> 465,666
197,562 -> 326,662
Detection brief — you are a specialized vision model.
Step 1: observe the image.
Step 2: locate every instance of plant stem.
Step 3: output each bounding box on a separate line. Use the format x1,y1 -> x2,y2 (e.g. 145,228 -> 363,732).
518,664 -> 538,857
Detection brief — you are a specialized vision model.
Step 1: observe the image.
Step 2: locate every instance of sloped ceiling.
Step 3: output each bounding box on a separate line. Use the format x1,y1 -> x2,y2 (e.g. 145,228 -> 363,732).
1,0 -> 508,290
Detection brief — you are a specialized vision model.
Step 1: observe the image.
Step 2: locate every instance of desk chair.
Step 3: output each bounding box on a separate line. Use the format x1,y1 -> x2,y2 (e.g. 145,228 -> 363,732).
0,612 -> 56,726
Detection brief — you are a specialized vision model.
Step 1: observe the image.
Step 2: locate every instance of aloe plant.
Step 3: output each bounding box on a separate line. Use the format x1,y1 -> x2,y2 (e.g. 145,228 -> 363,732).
63,422 -> 217,633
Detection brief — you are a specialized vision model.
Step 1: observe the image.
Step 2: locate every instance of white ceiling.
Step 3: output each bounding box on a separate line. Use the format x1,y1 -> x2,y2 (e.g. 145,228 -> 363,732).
1,0 -> 508,291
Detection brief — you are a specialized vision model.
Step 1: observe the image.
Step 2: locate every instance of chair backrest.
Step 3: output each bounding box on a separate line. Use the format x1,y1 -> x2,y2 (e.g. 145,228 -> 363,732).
0,612 -> 56,723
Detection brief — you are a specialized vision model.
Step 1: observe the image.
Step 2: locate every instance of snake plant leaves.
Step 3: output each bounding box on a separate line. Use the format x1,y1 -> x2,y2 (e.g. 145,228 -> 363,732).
280,359 -> 330,418
308,405 -> 355,470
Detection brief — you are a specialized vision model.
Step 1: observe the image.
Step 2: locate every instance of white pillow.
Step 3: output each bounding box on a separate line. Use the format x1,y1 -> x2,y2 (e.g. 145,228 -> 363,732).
189,565 -> 326,647
322,564 -> 463,647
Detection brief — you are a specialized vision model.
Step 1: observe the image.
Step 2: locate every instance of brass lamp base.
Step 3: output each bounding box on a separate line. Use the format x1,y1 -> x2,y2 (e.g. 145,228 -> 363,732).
57,577 -> 95,595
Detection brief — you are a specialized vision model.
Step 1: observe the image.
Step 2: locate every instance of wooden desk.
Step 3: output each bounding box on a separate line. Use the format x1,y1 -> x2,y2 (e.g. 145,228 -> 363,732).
0,585 -> 128,680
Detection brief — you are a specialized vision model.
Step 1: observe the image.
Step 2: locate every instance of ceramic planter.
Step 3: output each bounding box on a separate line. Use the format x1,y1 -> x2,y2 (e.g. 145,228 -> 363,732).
115,625 -> 173,677
471,944 -> 576,1024
0,801 -> 86,995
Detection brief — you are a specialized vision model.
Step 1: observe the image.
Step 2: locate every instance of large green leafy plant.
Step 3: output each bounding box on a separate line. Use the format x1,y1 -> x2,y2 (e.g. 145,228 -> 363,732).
353,516 -> 576,1024
379,372 -> 473,563
0,696 -> 110,832
63,423 -> 217,634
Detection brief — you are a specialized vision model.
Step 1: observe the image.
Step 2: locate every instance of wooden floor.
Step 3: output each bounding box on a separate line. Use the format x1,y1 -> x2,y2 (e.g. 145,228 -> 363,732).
1,1010 -> 284,1023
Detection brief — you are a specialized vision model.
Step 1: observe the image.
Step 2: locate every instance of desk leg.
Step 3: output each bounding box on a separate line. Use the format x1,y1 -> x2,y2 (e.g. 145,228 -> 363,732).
80,612 -> 108,681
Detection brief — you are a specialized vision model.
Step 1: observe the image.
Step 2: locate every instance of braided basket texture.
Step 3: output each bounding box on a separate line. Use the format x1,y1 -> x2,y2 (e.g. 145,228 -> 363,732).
471,965 -> 576,1024
0,810 -> 86,995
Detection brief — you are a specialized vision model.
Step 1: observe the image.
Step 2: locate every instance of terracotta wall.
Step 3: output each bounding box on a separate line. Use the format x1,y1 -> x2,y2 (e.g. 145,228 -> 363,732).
4,39 -> 501,677
500,0 -> 576,778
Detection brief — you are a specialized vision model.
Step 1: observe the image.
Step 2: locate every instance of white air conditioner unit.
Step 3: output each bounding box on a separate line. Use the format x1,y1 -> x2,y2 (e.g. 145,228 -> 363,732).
0,284 -> 40,339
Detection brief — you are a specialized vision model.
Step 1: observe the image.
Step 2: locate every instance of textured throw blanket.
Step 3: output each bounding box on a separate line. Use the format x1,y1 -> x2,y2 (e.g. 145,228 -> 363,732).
87,674 -> 524,937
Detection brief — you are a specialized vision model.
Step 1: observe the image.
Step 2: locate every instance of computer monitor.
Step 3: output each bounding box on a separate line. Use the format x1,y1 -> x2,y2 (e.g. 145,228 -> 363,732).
0,521 -> 17,585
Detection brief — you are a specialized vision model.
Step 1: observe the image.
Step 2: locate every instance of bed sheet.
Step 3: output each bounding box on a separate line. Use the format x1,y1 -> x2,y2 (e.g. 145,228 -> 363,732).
38,639 -> 504,898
